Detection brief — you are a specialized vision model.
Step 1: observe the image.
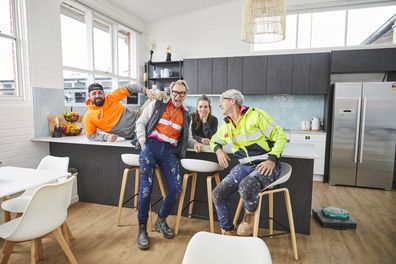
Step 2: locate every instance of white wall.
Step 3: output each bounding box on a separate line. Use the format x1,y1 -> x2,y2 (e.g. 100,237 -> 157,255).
146,0 -> 251,61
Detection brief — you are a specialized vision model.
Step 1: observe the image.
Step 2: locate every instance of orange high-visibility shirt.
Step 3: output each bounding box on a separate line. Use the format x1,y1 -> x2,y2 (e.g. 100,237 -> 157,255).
83,87 -> 129,136
149,101 -> 184,146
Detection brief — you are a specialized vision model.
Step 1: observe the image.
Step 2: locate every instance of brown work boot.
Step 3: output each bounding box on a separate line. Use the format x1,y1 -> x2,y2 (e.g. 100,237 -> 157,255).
221,229 -> 237,236
237,210 -> 255,236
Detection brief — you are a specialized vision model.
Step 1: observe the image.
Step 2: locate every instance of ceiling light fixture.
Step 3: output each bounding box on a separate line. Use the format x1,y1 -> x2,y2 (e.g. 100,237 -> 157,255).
241,0 -> 286,43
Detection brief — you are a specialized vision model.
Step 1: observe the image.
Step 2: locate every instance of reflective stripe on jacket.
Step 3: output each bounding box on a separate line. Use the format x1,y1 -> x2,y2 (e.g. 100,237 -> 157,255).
210,106 -> 286,164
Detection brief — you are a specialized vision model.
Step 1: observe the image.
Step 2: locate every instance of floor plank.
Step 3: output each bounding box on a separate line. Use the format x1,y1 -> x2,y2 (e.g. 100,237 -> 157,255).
1,182 -> 395,263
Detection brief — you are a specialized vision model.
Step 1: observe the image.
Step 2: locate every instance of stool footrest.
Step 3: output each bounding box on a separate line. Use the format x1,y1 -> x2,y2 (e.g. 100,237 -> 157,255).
182,199 -> 217,218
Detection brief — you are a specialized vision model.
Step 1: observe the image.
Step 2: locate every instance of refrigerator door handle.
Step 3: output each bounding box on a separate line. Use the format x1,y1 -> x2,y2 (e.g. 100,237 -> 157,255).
354,97 -> 361,163
359,97 -> 367,163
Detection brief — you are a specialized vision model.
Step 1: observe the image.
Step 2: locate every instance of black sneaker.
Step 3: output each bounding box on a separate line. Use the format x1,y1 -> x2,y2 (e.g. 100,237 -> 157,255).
137,224 -> 149,250
154,216 -> 175,239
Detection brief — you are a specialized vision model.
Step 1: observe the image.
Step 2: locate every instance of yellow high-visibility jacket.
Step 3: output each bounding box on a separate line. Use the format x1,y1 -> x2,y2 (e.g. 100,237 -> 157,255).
210,106 -> 286,164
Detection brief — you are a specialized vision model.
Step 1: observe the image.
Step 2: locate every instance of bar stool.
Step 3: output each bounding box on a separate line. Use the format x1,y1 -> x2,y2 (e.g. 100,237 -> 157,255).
233,162 -> 298,260
175,159 -> 223,235
116,154 -> 166,230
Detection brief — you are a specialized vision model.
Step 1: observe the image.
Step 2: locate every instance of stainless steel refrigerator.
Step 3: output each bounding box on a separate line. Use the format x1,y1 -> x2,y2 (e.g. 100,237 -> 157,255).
329,82 -> 396,190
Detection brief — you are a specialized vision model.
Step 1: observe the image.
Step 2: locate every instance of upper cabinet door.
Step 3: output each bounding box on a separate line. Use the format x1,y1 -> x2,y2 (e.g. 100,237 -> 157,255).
183,59 -> 198,94
213,58 -> 228,94
331,48 -> 396,73
291,54 -> 311,95
267,55 -> 292,94
310,53 -> 330,94
227,57 -> 243,91
243,56 -> 267,94
198,58 -> 213,94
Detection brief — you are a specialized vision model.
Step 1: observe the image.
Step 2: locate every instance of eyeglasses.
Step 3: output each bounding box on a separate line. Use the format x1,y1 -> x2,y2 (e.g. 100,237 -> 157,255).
171,90 -> 187,97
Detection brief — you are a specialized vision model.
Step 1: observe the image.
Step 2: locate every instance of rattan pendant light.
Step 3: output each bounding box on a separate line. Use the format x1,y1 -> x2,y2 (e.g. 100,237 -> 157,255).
241,0 -> 286,43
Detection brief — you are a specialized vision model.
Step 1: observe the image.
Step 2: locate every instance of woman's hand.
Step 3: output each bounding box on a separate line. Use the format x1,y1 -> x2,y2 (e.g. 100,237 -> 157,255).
201,138 -> 210,145
145,88 -> 155,100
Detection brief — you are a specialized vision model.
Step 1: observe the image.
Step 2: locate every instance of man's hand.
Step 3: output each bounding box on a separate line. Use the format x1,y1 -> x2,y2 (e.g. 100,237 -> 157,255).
201,138 -> 210,145
216,148 -> 230,168
194,143 -> 204,153
145,88 -> 155,100
106,134 -> 118,142
256,160 -> 275,176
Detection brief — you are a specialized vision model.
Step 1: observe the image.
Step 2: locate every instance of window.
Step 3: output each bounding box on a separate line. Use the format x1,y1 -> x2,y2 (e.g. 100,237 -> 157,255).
0,0 -> 25,98
60,1 -> 138,105
254,4 -> 396,52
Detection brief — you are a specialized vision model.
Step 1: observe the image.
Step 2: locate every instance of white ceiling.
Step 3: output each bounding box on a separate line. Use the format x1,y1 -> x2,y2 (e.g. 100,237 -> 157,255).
102,0 -> 392,23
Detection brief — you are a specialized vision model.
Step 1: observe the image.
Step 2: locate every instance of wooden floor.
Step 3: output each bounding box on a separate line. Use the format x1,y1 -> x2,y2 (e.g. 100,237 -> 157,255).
1,182 -> 396,264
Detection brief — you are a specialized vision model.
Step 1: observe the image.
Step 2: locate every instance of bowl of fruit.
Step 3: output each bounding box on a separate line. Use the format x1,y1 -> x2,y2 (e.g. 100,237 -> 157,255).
63,111 -> 80,123
61,123 -> 82,136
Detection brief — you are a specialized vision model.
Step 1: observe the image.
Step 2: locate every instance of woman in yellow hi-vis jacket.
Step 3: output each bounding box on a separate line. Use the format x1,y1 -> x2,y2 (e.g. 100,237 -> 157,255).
210,89 -> 286,236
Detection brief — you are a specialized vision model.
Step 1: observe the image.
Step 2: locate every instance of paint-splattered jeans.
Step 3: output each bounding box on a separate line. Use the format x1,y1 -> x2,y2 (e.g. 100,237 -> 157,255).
137,138 -> 181,224
212,161 -> 281,231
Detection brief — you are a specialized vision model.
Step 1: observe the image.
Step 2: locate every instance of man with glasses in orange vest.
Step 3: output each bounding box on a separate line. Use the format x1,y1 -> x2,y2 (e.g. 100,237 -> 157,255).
134,80 -> 203,250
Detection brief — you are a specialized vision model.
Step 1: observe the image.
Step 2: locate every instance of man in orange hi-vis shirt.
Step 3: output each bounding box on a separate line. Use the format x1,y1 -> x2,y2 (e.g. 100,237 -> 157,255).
134,80 -> 203,250
83,83 -> 154,142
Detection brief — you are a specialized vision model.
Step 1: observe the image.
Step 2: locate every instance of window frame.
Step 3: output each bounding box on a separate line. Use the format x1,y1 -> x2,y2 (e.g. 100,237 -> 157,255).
61,0 -> 139,106
0,0 -> 30,104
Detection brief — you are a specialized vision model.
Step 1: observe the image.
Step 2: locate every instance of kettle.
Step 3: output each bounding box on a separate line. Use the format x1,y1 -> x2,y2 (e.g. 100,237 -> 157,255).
311,117 -> 320,131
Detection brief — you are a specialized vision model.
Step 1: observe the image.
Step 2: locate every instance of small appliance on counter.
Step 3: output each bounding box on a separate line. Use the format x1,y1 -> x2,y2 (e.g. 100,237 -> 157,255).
300,121 -> 310,130
311,117 -> 321,131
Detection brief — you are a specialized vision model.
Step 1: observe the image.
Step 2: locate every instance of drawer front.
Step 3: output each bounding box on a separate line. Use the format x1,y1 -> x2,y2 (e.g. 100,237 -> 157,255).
290,133 -> 326,143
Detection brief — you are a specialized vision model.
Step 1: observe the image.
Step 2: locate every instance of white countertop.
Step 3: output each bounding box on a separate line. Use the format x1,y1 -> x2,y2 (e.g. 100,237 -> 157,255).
32,135 -> 318,159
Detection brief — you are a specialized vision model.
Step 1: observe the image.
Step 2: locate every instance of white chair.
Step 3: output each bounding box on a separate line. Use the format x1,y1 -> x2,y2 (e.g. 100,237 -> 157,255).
116,154 -> 166,230
0,177 -> 77,264
1,155 -> 75,245
182,231 -> 272,264
233,162 -> 298,260
175,159 -> 223,235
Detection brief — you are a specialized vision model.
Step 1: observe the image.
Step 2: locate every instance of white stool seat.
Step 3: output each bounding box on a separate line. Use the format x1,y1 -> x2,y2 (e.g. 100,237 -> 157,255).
1,196 -> 31,213
121,154 -> 140,166
182,231 -> 272,264
181,159 -> 222,173
264,162 -> 292,190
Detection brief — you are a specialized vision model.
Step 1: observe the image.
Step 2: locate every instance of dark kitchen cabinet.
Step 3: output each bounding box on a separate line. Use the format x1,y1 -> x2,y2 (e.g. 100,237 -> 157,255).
267,55 -> 292,94
291,54 -> 311,94
213,58 -> 228,94
331,48 -> 396,73
227,57 -> 243,90
310,53 -> 330,94
183,59 -> 198,94
243,56 -> 267,94
198,58 -> 213,94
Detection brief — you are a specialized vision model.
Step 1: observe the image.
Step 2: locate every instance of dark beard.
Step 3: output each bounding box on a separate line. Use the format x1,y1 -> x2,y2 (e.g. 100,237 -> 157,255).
93,98 -> 104,106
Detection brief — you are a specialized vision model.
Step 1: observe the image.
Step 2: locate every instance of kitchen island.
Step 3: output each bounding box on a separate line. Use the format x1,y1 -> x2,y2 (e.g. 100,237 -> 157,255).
32,135 -> 317,234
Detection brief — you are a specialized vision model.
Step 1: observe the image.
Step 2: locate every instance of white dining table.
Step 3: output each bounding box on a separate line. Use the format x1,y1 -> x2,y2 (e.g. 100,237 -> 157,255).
0,166 -> 71,221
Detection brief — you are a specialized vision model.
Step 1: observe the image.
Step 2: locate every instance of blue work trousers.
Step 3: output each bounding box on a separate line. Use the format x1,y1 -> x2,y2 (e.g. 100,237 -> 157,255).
137,138 -> 181,224
212,161 -> 281,231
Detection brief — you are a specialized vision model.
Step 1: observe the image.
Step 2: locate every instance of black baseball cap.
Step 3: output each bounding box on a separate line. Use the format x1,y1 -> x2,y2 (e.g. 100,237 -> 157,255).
88,83 -> 104,93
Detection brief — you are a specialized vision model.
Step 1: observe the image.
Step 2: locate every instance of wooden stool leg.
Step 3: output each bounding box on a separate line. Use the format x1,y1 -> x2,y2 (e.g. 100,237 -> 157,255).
175,173 -> 192,235
147,209 -> 153,232
134,168 -> 140,211
52,227 -> 78,264
269,192 -> 274,237
155,168 -> 166,198
206,175 -> 215,233
188,173 -> 197,218
214,173 -> 220,186
253,194 -> 264,237
233,198 -> 244,227
32,239 -> 43,261
2,241 -> 15,264
116,168 -> 130,225
61,223 -> 71,245
284,189 -> 298,260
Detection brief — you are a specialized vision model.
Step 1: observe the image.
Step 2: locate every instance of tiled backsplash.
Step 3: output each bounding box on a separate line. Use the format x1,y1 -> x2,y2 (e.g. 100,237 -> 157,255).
33,87 -> 66,137
33,87 -> 324,136
184,95 -> 325,130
